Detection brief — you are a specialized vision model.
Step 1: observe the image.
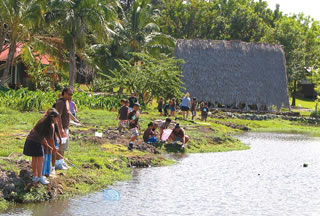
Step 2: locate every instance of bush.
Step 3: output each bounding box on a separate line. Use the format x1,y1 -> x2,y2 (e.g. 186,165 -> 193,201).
91,78 -> 112,92
310,109 -> 320,118
0,88 -> 120,111
0,198 -> 9,212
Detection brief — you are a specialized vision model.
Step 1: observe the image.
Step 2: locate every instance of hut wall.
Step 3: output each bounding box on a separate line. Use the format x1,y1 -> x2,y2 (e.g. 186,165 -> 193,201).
175,40 -> 290,109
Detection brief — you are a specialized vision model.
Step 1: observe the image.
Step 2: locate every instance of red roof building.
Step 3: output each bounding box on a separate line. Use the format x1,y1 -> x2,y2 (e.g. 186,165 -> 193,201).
0,43 -> 56,88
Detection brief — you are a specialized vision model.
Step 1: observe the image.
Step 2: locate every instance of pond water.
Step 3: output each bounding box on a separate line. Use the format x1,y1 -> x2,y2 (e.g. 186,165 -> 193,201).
3,133 -> 320,216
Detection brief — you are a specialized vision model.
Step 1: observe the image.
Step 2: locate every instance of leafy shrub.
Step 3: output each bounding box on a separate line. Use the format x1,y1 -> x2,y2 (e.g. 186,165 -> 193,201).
0,198 -> 9,212
310,109 -> 320,118
91,77 -> 112,92
0,88 -> 120,111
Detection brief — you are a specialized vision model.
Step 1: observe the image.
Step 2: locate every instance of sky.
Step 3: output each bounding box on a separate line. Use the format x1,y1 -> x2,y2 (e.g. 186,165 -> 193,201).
265,0 -> 320,21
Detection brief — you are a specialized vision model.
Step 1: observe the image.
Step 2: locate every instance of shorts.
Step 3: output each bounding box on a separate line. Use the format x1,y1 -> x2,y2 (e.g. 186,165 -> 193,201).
147,137 -> 158,144
55,139 -> 59,150
23,139 -> 44,157
158,108 -> 163,113
201,115 -> 208,119
170,106 -> 176,112
180,106 -> 189,111
130,128 -> 139,138
42,153 -> 52,176
192,111 -> 196,116
176,137 -> 183,142
164,109 -> 169,115
119,120 -> 128,128
60,129 -> 69,151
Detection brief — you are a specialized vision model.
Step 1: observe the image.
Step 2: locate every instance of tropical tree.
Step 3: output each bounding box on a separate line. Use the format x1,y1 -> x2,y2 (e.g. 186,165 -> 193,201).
158,0 -> 280,42
263,14 -> 320,106
0,0 -> 44,86
122,0 -> 175,56
0,21 -> 8,54
45,0 -> 119,87
106,52 -> 184,103
86,0 -> 175,78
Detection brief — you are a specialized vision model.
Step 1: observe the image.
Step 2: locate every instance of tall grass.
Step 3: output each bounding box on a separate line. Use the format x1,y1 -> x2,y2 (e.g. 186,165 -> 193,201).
0,88 -> 120,111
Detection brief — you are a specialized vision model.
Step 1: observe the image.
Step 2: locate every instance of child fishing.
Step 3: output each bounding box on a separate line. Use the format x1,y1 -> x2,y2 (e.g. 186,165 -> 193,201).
23,108 -> 59,184
128,103 -> 140,150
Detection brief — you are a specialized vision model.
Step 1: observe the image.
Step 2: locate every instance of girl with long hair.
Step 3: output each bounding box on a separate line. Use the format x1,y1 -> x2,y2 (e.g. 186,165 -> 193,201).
23,108 -> 59,184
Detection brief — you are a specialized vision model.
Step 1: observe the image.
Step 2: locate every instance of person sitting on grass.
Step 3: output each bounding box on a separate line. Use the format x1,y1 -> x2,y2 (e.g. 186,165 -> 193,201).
128,103 -> 140,150
159,118 -> 172,139
201,102 -> 209,122
23,108 -> 59,185
143,122 -> 158,144
116,99 -> 129,133
169,124 -> 189,146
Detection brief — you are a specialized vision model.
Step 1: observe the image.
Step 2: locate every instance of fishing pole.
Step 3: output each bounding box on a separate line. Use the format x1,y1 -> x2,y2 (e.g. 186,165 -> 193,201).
46,145 -> 96,184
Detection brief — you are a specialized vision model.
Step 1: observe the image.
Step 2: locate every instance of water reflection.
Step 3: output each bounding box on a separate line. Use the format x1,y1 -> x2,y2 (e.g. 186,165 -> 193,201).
3,133 -> 320,216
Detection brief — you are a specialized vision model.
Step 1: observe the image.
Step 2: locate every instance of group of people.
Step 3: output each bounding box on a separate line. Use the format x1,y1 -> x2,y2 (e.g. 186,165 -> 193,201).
158,93 -> 210,121
23,90 -> 197,185
116,93 -> 190,151
23,87 -> 79,185
142,119 -> 190,146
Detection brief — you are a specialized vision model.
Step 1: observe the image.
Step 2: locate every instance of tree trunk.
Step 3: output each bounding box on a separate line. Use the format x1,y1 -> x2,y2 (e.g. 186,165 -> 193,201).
0,23 -> 8,54
1,41 -> 16,86
291,80 -> 297,107
68,39 -> 77,87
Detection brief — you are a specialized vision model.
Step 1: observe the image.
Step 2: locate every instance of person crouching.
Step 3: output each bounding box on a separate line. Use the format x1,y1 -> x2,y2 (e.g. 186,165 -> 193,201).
143,122 -> 158,144
169,124 -> 189,147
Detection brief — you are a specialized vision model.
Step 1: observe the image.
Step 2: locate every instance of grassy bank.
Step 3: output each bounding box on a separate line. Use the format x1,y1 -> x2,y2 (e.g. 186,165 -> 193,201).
1,106 -> 319,212
213,118 -> 320,137
0,107 -> 249,212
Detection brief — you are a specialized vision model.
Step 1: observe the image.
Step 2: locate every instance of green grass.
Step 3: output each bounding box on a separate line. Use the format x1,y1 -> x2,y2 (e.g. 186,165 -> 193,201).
290,96 -> 317,109
215,118 -> 320,137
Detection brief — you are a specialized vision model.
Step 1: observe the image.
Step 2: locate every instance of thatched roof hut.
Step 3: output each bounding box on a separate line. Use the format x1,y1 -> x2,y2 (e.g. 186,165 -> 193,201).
175,39 -> 290,110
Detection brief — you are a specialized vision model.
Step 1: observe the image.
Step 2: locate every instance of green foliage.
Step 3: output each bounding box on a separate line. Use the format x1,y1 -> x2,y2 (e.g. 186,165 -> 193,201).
310,108 -> 320,118
263,15 -> 320,98
44,0 -> 119,86
158,0 -> 279,42
0,0 -> 44,85
21,45 -> 52,91
106,53 -> 184,103
91,77 -> 112,92
311,68 -> 320,103
0,198 -> 9,212
0,88 -> 121,111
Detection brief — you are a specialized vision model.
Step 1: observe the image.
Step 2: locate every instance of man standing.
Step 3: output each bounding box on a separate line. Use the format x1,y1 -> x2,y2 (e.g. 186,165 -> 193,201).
128,103 -> 140,150
55,87 -> 73,170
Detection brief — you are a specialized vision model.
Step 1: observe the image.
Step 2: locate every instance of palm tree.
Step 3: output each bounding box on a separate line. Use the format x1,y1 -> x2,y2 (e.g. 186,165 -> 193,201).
0,0 -> 43,86
45,0 -> 119,87
120,0 -> 175,56
0,21 -> 8,54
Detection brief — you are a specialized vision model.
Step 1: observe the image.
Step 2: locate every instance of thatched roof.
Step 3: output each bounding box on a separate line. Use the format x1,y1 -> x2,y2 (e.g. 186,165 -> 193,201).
175,39 -> 290,110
